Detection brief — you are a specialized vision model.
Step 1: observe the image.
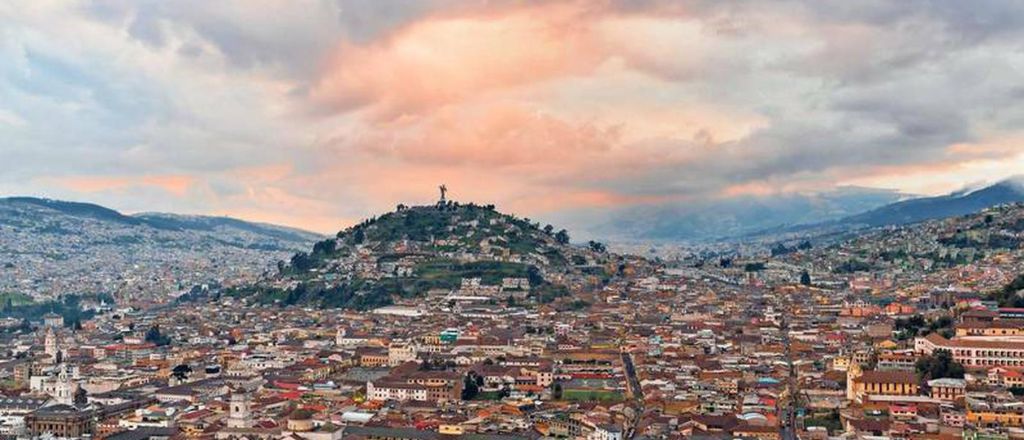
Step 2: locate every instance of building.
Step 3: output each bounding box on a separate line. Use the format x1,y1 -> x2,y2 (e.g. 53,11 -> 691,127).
344,426 -> 529,440
25,404 -> 93,439
916,333 -> 1024,368
388,343 -> 418,366
365,381 -> 429,402
876,353 -> 916,371
44,327 -> 60,363
927,378 -> 966,402
226,392 -> 252,429
846,363 -> 919,403
966,393 -> 1024,428
988,368 -> 1024,388
42,313 -> 64,329
956,320 -> 1024,337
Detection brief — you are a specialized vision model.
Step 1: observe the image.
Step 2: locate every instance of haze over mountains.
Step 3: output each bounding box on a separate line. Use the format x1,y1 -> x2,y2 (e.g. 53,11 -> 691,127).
3,177 -> 1024,258
562,178 -> 1024,243
0,197 -> 322,245
575,186 -> 909,242
837,177 -> 1024,228
0,197 -> 322,299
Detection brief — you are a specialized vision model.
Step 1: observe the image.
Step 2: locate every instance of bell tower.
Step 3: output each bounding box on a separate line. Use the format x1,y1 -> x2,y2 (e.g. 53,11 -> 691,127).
226,391 -> 253,428
44,327 -> 59,363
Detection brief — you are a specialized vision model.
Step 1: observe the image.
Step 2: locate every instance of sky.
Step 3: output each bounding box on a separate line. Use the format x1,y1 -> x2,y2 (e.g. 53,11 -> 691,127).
1,0 -> 1024,233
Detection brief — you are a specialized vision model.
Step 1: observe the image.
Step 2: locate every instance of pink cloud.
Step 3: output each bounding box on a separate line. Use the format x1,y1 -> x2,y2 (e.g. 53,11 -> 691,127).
49,175 -> 196,197
310,2 -> 609,120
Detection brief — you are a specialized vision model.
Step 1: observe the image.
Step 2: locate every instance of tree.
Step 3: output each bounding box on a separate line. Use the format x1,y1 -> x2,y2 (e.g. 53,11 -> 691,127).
552,382 -> 563,400
744,262 -> 765,272
73,387 -> 87,405
172,364 -> 193,381
353,228 -> 366,245
289,252 -> 313,272
462,373 -> 480,400
555,229 -> 570,245
916,350 -> 965,380
800,270 -> 811,286
313,239 -> 336,256
543,225 -> 554,235
145,325 -> 171,346
990,274 -> 1024,307
526,266 -> 545,287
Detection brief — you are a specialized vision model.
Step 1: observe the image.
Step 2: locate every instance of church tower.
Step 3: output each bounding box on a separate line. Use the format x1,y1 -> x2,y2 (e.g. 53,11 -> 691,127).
846,361 -> 863,402
55,364 -> 73,405
226,392 -> 253,428
44,327 -> 59,363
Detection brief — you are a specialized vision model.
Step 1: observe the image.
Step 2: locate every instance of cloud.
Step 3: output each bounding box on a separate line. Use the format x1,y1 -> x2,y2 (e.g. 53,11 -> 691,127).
1,0 -> 1024,235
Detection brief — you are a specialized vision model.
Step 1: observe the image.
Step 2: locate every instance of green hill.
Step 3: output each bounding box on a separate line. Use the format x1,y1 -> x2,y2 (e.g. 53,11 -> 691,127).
227,201 -> 638,310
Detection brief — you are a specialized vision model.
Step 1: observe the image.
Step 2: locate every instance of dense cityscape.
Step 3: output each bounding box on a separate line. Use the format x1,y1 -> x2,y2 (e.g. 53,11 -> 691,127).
5,2 -> 1024,440
1,191 -> 1024,440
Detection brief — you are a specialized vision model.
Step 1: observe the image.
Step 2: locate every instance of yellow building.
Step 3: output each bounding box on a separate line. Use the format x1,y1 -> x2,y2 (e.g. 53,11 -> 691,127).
956,320 -> 1024,337
846,363 -> 919,403
962,392 -> 1019,427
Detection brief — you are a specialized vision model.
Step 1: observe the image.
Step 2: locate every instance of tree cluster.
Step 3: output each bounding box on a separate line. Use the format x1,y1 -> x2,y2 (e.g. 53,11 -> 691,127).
916,350 -> 965,380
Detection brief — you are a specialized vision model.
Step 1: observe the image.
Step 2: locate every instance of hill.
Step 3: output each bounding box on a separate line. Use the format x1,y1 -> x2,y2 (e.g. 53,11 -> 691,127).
838,178 -> 1024,228
775,202 -> 1024,278
226,201 -> 646,310
0,197 -> 323,301
568,186 -> 907,242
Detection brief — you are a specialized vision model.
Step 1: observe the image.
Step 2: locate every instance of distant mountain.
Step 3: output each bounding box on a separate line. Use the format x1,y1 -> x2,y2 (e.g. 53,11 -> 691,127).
838,178 -> 1024,228
226,201 -> 646,310
0,197 -> 321,245
0,196 -> 323,300
565,186 -> 908,242
133,212 -> 319,244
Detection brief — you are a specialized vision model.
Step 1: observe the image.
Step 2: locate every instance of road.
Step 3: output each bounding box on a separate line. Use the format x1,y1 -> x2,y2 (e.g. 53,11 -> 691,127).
780,312 -> 798,440
621,351 -> 644,439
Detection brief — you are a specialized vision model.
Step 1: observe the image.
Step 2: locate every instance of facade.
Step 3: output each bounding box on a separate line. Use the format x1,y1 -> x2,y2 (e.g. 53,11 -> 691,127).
366,381 -> 430,402
226,392 -> 253,429
966,394 -> 1024,428
916,334 -> 1024,368
387,343 -> 418,366
928,378 -> 966,402
25,404 -> 93,439
846,363 -> 919,403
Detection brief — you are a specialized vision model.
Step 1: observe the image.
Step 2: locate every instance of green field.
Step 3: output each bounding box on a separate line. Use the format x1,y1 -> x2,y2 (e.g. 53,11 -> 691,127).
0,292 -> 34,307
474,391 -> 506,401
562,390 -> 624,402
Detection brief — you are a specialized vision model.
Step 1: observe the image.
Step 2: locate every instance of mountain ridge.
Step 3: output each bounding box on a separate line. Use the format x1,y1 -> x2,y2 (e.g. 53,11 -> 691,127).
0,196 -> 321,239
837,179 -> 1024,228
0,196 -> 324,300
